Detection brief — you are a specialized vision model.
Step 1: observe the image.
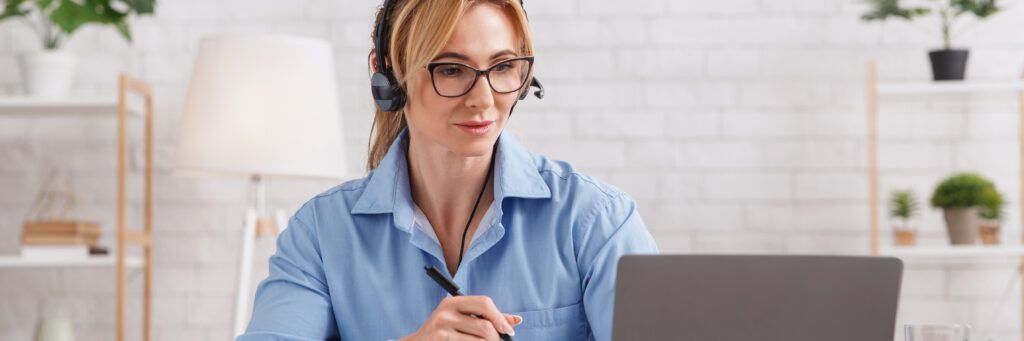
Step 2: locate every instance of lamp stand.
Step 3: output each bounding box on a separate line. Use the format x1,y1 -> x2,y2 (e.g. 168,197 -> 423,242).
233,175 -> 287,338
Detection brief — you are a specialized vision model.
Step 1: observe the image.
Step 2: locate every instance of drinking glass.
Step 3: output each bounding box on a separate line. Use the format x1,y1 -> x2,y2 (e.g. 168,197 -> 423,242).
905,324 -> 970,341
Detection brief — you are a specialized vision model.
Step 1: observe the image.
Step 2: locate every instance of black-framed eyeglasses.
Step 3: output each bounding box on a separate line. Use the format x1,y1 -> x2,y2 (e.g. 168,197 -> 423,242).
426,56 -> 535,98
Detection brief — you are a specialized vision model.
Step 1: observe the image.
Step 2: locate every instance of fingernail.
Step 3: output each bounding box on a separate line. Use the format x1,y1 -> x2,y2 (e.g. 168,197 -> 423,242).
505,323 -> 515,335
513,315 -> 523,324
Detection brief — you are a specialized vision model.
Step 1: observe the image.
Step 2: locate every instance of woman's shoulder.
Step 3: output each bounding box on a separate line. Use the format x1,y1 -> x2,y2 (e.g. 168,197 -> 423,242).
288,174 -> 373,223
313,175 -> 371,201
526,152 -> 649,245
318,175 -> 373,198
527,151 -> 631,204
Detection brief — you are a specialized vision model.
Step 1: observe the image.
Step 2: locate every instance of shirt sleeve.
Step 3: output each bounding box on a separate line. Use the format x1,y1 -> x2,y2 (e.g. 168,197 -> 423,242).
575,192 -> 660,341
236,214 -> 340,341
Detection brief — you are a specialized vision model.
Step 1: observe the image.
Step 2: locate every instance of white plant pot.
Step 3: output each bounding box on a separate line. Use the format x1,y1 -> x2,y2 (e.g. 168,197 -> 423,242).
17,50 -> 76,98
33,318 -> 75,341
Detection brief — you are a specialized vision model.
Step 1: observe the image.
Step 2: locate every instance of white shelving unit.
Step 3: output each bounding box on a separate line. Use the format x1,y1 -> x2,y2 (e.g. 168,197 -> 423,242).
877,81 -> 1024,95
0,255 -> 145,268
866,61 -> 1024,341
880,245 -> 1024,258
0,96 -> 143,115
0,75 -> 155,341
0,96 -> 145,271
0,96 -> 135,269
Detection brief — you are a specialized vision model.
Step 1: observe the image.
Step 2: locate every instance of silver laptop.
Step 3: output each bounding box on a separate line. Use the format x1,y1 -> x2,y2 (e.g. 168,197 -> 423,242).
612,255 -> 903,341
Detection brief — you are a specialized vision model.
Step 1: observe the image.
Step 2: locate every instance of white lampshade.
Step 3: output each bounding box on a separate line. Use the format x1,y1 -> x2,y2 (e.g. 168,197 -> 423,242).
175,34 -> 346,179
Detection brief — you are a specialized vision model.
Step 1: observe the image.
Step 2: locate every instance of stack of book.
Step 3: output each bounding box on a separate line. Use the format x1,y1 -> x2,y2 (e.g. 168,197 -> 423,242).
21,221 -> 101,259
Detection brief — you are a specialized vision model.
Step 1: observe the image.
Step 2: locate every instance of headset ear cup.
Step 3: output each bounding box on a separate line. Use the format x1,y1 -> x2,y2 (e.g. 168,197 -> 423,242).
386,71 -> 406,111
371,71 -> 406,112
389,81 -> 406,111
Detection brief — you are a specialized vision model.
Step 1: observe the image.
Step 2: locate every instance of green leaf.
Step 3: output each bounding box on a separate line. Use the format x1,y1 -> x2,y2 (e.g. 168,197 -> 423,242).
889,189 -> 919,219
978,187 -> 1004,220
49,0 -> 129,35
861,0 -> 931,21
930,173 -> 996,208
123,0 -> 154,14
952,0 -> 1000,17
113,20 -> 130,41
49,0 -> 97,34
0,0 -> 31,22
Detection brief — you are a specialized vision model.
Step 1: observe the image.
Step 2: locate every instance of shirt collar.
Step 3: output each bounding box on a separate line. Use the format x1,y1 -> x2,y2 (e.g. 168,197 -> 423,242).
350,127 -> 551,230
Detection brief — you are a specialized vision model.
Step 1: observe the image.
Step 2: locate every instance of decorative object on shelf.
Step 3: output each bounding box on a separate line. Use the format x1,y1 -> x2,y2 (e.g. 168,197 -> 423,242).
21,222 -> 99,246
32,317 -> 74,341
888,189 -> 920,246
860,0 -> 1002,81
930,172 -> 997,245
33,298 -> 75,341
88,245 -> 108,255
978,186 -> 1004,245
21,168 -> 100,259
904,324 -> 970,341
0,0 -> 155,97
174,34 -> 348,338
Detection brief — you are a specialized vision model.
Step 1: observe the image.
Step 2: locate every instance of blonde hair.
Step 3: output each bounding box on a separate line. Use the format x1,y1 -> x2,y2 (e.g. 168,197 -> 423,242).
366,0 -> 534,171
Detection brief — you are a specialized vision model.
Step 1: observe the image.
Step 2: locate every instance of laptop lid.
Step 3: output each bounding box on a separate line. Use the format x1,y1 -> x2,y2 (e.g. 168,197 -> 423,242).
612,255 -> 903,341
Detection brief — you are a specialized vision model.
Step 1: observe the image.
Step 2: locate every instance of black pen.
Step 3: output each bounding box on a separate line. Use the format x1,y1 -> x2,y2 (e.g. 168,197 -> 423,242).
424,266 -> 514,341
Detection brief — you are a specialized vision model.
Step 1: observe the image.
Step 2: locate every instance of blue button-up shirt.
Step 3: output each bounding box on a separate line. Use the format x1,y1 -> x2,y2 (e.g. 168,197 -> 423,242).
238,128 -> 659,341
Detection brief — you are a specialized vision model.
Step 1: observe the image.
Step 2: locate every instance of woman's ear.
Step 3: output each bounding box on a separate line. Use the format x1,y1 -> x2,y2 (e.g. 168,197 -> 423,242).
368,49 -> 379,73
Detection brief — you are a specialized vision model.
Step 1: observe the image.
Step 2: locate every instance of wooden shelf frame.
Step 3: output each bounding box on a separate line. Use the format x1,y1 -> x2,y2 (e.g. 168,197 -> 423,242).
117,74 -> 154,341
866,61 -> 1024,341
0,74 -> 154,340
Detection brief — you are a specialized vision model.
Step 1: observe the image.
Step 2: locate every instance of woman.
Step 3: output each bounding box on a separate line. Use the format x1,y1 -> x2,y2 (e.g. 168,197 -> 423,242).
239,0 -> 658,340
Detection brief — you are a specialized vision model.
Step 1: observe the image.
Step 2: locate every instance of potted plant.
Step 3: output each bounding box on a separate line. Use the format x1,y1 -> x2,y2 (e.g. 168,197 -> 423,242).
861,0 -> 1001,81
889,189 -> 920,246
930,173 -> 996,245
978,187 -> 1004,245
0,0 -> 155,97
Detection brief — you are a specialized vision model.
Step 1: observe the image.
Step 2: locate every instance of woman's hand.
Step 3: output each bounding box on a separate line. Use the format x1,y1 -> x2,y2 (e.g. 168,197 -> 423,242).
399,296 -> 523,341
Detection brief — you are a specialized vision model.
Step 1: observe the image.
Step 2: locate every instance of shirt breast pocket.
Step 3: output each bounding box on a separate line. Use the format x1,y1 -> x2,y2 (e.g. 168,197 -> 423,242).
508,301 -> 589,340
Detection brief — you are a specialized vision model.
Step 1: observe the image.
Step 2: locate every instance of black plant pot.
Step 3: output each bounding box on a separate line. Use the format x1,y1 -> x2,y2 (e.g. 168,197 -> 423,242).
928,49 -> 969,81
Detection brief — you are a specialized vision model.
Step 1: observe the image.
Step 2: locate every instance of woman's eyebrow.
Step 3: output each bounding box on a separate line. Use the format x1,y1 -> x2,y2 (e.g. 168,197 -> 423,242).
488,49 -> 517,60
433,49 -> 517,62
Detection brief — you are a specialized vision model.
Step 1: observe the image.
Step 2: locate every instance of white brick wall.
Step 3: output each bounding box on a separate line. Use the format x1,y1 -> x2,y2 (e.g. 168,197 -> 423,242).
2,0 -> 1024,339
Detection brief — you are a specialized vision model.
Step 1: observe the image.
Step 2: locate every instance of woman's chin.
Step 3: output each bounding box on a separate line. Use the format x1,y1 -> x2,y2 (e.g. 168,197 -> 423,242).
446,137 -> 499,158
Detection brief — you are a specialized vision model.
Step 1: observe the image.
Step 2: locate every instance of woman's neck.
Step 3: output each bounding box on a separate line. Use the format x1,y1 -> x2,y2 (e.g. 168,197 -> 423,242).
406,134 -> 495,238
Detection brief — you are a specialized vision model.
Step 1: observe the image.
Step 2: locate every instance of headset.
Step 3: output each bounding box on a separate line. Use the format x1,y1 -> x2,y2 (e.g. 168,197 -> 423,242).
370,0 -> 545,113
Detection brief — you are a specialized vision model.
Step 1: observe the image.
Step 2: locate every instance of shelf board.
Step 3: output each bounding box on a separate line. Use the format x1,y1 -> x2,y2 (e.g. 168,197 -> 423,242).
877,80 -> 1024,95
879,245 -> 1024,259
0,96 -> 141,116
0,255 -> 144,268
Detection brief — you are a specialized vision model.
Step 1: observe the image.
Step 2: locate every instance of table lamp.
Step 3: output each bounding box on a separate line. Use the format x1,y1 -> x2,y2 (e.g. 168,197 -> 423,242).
173,34 -> 347,338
